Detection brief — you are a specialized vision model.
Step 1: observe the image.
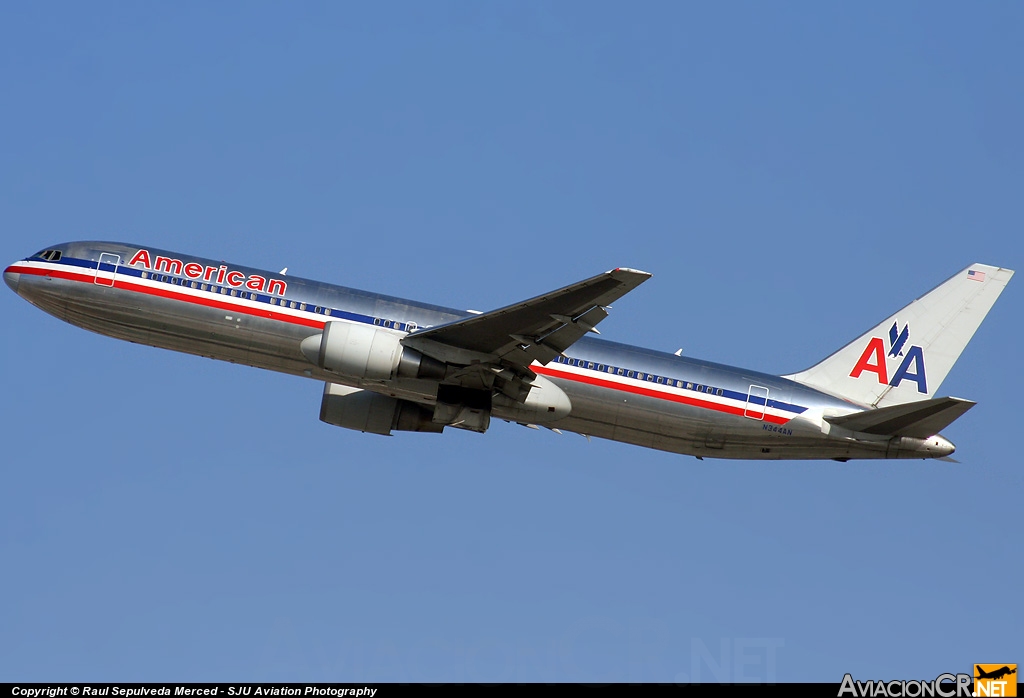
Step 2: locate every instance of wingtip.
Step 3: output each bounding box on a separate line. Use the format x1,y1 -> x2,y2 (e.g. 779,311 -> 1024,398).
610,267 -> 653,279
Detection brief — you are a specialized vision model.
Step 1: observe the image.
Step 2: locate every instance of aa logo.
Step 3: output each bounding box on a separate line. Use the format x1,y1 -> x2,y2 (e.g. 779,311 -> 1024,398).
975,664 -> 1017,697
850,320 -> 928,394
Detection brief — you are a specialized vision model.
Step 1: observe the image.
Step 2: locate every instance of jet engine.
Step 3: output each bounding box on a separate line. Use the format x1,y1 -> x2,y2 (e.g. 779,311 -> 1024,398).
320,383 -> 444,435
300,321 -> 446,381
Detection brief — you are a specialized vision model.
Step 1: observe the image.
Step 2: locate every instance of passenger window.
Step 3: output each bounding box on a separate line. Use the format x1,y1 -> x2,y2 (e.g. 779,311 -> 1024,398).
648,374 -> 655,381
617,368 -> 625,375
627,371 -> 635,378
230,289 -> 238,296
325,309 -> 332,316
299,303 -> 306,311
141,272 -> 149,279
201,284 -> 207,291
657,377 -> 664,384
717,388 -> 724,396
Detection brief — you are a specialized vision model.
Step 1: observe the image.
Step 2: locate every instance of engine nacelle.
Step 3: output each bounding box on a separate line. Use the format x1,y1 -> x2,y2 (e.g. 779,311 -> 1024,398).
300,321 -> 446,381
320,383 -> 444,435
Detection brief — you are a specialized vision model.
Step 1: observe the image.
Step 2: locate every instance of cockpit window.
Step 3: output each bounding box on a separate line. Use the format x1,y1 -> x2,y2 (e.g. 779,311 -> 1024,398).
36,250 -> 62,261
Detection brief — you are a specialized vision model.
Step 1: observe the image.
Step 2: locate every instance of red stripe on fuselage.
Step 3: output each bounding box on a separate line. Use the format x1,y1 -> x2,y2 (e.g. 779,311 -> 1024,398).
533,364 -> 792,425
10,262 -> 793,425
8,263 -> 326,330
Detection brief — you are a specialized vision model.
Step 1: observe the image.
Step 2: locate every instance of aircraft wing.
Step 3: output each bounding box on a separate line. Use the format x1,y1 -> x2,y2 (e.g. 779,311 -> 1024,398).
403,267 -> 651,373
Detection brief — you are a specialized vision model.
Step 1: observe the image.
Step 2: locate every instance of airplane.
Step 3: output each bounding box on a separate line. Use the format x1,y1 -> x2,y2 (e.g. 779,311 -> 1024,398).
975,666 -> 1016,681
4,242 -> 1014,461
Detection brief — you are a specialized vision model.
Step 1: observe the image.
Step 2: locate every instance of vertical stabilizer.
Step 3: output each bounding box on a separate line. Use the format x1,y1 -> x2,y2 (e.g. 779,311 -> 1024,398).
784,263 -> 1013,407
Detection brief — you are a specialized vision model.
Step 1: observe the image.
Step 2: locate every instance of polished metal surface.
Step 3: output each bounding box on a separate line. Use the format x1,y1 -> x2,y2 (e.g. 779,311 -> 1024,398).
6,240 -> 998,461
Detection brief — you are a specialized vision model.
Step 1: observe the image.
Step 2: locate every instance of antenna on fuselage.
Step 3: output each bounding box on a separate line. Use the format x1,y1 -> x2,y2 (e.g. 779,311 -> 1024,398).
674,348 -> 683,356
279,267 -> 288,275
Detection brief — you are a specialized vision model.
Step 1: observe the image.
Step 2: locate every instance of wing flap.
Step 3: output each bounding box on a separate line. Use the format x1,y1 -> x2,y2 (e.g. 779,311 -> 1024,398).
825,396 -> 975,438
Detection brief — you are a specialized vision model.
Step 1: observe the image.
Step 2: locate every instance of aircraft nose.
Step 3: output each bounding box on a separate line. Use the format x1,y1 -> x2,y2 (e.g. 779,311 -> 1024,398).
4,266 -> 20,294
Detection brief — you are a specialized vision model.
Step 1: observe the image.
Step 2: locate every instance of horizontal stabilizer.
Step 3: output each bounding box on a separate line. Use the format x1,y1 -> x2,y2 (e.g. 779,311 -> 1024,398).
825,396 -> 975,438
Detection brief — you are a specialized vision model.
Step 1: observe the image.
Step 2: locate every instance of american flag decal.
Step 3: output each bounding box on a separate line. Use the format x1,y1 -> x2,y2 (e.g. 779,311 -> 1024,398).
968,269 -> 986,282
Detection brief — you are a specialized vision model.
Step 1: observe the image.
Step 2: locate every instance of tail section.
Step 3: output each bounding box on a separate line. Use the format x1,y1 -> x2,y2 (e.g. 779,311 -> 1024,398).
785,263 -> 1014,407
824,397 -> 975,438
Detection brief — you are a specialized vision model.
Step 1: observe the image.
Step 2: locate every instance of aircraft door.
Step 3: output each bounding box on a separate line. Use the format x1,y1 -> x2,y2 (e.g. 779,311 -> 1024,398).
744,384 -> 769,420
94,253 -> 120,287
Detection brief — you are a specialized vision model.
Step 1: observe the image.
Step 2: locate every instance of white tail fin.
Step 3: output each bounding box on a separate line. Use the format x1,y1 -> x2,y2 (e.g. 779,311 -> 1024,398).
785,263 -> 1014,407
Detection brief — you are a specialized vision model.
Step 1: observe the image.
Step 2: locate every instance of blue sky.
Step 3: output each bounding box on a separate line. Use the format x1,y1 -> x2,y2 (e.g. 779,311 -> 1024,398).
1,2 -> 1020,682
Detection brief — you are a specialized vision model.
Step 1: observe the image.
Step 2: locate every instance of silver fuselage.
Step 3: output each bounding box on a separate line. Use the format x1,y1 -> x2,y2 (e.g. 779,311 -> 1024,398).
4,241 -> 956,460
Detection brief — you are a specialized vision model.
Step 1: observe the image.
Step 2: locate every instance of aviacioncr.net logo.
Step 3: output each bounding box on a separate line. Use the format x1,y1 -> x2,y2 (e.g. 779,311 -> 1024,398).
838,673 -> 971,697
849,320 -> 928,394
975,664 -> 1017,697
